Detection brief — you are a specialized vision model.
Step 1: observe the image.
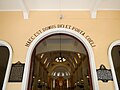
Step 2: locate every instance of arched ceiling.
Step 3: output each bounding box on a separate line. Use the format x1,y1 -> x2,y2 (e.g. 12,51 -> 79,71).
36,51 -> 87,75
0,0 -> 120,19
34,34 -> 88,75
36,34 -> 87,55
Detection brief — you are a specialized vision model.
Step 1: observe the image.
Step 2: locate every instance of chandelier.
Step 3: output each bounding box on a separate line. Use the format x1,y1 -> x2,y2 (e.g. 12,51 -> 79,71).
55,56 -> 66,62
55,34 -> 66,63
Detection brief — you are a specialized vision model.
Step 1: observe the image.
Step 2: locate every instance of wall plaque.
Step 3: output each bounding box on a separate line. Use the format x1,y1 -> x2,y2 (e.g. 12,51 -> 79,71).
9,61 -> 25,82
96,64 -> 113,82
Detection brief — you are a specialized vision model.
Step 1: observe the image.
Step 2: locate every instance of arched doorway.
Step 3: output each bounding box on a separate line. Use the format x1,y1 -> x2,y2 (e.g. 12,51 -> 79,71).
22,28 -> 99,90
0,40 -> 12,90
108,40 -> 120,90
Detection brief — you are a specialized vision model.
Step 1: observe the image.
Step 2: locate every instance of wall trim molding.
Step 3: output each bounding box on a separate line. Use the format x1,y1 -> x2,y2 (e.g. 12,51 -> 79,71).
0,9 -> 120,11
0,40 -> 13,90
22,28 -> 99,90
108,40 -> 120,90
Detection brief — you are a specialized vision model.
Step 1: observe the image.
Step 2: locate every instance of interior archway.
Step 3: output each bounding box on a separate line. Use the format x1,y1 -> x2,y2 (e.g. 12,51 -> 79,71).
22,28 -> 99,90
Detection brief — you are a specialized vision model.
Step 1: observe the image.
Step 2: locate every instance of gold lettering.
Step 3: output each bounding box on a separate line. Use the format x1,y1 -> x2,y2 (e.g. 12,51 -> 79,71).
79,30 -> 83,34
85,36 -> 96,47
75,28 -> 80,33
25,43 -> 30,47
57,24 -> 65,28
31,36 -> 35,40
25,38 -> 33,47
71,27 -> 76,30
42,27 -> 47,32
34,33 -> 38,37
65,25 -> 71,29
42,25 -> 55,32
38,30 -> 42,33
90,41 -> 96,47
85,36 -> 90,39
25,24 -> 96,47
91,44 -> 96,47
81,32 -> 85,36
34,30 -> 42,37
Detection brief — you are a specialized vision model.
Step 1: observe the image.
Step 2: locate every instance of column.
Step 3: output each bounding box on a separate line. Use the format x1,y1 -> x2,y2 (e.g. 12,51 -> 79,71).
67,79 -> 69,88
53,79 -> 55,88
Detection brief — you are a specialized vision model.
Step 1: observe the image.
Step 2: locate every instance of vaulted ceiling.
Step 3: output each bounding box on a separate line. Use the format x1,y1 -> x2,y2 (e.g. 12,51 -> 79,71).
36,51 -> 86,76
34,34 -> 88,76
0,0 -> 120,19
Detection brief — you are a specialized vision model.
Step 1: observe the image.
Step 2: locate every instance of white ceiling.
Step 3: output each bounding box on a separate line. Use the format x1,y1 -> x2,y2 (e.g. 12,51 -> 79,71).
0,0 -> 120,19
36,34 -> 87,54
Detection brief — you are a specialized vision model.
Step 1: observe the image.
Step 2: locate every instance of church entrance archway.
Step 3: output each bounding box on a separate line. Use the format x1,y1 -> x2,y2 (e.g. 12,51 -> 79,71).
22,28 -> 99,90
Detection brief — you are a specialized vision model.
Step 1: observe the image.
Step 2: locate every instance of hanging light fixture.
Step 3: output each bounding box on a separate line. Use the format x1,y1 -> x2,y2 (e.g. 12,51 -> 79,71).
55,34 -> 66,63
59,0 -> 64,20
59,34 -> 62,61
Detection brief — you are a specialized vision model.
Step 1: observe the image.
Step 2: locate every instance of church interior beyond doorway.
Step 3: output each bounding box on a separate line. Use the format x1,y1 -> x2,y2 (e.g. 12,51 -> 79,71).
27,34 -> 93,90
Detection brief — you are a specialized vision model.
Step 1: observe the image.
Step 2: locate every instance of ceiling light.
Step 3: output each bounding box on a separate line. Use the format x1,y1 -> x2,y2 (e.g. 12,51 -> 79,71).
38,79 -> 41,82
44,58 -> 47,64
55,57 -> 66,63
86,75 -> 89,79
53,72 -> 56,76
74,57 -> 78,64
41,54 -> 44,58
81,79 -> 84,82
59,57 -> 62,60
63,58 -> 66,62
60,60 -> 62,62
62,73 -> 64,76
65,72 -> 68,76
57,72 -> 60,76
77,53 -> 81,58
46,62 -> 50,68
55,34 -> 67,63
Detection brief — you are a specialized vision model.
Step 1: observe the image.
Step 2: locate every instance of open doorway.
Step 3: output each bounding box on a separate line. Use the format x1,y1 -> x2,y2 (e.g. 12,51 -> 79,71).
0,46 -> 9,90
28,34 -> 93,90
0,40 -> 12,90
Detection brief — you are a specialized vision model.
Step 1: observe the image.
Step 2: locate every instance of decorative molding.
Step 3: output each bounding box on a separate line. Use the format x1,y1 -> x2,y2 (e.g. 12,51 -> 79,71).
0,9 -> 120,12
0,40 -> 13,90
0,8 -> 120,19
19,0 -> 29,19
91,10 -> 97,19
22,28 -> 99,90
108,40 -> 120,90
90,0 -> 101,19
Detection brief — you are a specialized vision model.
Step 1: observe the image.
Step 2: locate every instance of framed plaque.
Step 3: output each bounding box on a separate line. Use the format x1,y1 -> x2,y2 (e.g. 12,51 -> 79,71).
9,61 -> 25,82
96,64 -> 113,82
